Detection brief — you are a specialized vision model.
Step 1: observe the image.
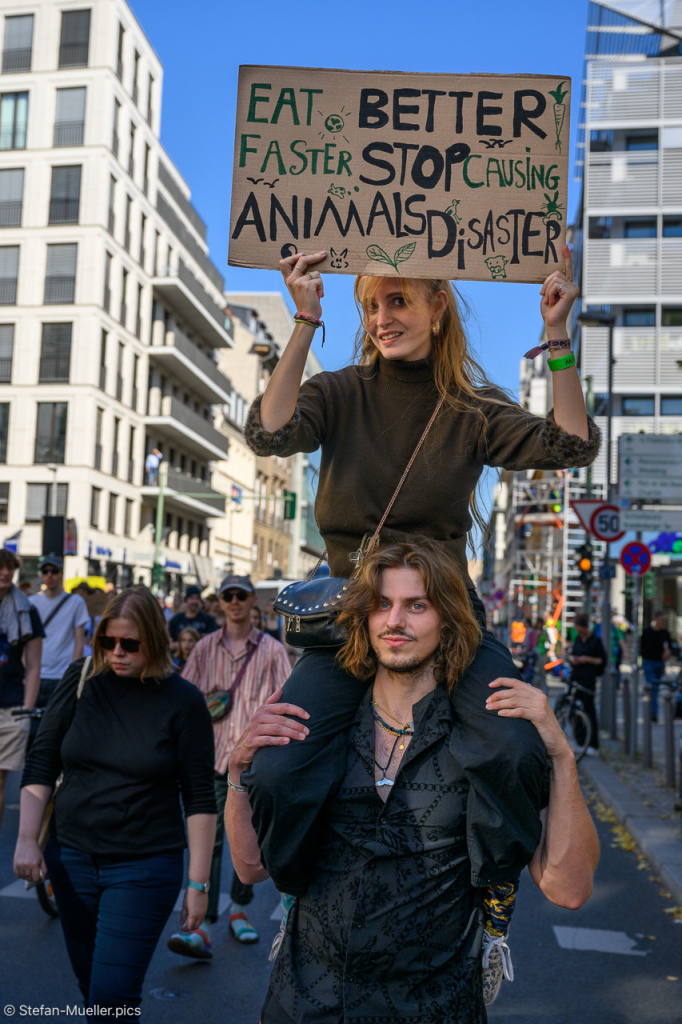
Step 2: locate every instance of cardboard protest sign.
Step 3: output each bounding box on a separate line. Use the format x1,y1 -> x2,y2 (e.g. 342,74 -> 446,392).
229,66 -> 570,283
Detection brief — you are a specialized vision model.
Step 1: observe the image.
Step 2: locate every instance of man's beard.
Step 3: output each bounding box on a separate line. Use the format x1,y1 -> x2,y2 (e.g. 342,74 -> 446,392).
375,649 -> 436,678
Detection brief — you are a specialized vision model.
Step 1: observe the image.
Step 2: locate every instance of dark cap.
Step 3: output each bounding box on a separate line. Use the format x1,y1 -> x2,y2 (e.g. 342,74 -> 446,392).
218,574 -> 255,596
185,585 -> 202,598
40,554 -> 63,570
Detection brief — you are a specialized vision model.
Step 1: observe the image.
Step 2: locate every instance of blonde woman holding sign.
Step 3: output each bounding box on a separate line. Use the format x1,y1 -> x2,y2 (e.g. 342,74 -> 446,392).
242,248 -> 599,921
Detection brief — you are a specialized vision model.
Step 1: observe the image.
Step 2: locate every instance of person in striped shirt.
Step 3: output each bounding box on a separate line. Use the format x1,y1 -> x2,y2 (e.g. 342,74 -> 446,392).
168,574 -> 290,959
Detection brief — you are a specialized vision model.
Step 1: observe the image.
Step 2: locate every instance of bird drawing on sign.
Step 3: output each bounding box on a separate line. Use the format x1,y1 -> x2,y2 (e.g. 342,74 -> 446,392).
478,139 -> 513,149
247,177 -> 264,184
264,179 -> 280,188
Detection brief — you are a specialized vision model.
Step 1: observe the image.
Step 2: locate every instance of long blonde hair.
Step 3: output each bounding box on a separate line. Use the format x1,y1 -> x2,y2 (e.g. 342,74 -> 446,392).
353,276 -> 505,544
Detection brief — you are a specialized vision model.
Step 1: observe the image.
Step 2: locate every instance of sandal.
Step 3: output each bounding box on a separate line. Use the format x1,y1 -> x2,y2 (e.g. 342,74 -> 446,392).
229,911 -> 259,943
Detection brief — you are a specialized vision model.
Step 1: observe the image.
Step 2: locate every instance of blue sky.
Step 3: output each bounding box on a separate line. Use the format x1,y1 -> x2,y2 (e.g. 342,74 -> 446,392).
132,0 -> 590,395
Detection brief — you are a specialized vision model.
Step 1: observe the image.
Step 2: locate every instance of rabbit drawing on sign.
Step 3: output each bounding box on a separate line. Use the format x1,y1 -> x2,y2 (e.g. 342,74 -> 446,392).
329,247 -> 348,269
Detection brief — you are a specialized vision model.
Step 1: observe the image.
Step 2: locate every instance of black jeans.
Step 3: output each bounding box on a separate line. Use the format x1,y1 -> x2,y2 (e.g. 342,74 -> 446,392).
207,770 -> 253,921
573,681 -> 599,750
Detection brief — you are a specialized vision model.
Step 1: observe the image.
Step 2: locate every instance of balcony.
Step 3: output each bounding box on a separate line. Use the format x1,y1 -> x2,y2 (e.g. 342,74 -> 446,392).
145,394 -> 229,460
0,201 -> 21,227
584,238 -> 682,301
585,152 -> 658,209
59,42 -> 88,69
0,278 -> 17,304
112,132 -> 119,159
38,356 -> 70,383
54,120 -> 84,147
152,259 -> 231,347
128,458 -> 135,483
2,47 -> 31,73
141,467 -> 226,518
128,155 -> 135,179
44,276 -> 75,304
35,435 -> 65,464
149,328 -> 232,404
0,357 -> 11,382
49,198 -> 79,225
116,374 -> 123,401
99,365 -> 106,389
94,443 -> 102,470
103,285 -> 111,313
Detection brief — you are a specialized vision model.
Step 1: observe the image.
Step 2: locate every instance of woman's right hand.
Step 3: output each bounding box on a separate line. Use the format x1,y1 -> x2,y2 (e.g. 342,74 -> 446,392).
280,251 -> 326,318
14,837 -> 47,884
228,689 -> 310,777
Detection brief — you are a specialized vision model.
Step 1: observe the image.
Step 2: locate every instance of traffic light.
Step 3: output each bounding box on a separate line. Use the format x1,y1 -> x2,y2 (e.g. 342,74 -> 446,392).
151,562 -> 165,587
576,541 -> 593,590
283,490 -> 297,520
643,572 -> 656,600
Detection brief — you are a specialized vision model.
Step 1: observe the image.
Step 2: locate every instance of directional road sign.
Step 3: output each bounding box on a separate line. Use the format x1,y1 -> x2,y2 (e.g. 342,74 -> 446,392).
619,434 -> 682,500
620,541 -> 652,576
590,504 -> 625,542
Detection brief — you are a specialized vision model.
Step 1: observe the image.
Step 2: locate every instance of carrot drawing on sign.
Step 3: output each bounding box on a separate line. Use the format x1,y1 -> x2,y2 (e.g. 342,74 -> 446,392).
548,81 -> 568,154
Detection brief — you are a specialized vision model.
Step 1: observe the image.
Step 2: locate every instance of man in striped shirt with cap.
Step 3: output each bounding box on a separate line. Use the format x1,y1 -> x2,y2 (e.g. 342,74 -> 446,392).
168,574 -> 290,959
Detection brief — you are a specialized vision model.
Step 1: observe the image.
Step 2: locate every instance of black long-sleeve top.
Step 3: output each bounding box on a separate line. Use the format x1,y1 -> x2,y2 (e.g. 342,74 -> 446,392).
22,659 -> 216,857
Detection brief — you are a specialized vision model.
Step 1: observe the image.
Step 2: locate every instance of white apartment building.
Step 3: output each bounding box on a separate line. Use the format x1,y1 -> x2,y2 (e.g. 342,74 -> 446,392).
0,0 -> 233,589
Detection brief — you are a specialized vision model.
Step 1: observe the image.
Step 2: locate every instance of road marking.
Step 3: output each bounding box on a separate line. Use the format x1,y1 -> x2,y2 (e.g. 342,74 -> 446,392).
0,879 -> 35,899
553,926 -> 649,956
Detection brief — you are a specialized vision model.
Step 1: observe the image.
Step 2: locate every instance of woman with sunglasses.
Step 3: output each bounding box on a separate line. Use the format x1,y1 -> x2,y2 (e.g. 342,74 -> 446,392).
13,586 -> 216,1017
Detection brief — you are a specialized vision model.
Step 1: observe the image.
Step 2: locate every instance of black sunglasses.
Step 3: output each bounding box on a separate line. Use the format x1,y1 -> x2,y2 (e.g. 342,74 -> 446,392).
99,635 -> 142,653
41,567 -> 61,575
221,590 -> 249,603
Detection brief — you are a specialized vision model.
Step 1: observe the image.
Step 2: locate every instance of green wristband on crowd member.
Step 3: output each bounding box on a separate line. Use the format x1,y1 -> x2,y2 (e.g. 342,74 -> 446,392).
547,352 -> 576,372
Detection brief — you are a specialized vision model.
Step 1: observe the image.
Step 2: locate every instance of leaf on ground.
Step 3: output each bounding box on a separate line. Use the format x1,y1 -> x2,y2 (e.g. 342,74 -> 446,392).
667,976 -> 679,982
610,824 -> 636,851
663,906 -> 682,920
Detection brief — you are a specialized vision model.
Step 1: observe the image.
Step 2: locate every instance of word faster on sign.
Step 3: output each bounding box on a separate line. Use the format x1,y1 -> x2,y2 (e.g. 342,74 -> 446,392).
229,65 -> 571,283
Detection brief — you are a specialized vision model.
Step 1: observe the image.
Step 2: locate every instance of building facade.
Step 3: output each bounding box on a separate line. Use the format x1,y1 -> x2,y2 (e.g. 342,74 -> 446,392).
0,0 -> 231,588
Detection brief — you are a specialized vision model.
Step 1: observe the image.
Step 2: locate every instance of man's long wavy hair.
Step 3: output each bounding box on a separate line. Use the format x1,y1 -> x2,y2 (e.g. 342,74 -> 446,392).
337,539 -> 481,692
353,276 -> 507,547
90,586 -> 174,682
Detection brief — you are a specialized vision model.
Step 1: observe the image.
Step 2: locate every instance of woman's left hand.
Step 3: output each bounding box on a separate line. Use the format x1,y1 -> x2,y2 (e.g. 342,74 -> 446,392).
180,886 -> 209,933
486,677 -> 571,760
540,244 -> 579,335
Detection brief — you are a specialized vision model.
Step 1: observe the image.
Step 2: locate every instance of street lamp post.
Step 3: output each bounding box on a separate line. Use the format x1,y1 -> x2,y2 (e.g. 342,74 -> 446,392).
577,310 -> 616,738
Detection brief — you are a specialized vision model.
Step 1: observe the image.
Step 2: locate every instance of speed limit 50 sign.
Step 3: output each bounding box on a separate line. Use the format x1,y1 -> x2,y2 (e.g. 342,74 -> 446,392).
590,504 -> 625,542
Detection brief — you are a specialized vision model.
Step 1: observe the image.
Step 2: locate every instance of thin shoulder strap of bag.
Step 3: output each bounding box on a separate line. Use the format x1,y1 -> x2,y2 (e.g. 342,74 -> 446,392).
42,591 -> 72,630
228,631 -> 263,697
307,394 -> 445,580
76,655 -> 91,699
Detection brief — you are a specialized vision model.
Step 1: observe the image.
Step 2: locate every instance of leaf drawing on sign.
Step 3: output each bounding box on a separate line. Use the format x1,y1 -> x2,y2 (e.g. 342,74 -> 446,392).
366,242 -> 416,273
548,81 -> 568,153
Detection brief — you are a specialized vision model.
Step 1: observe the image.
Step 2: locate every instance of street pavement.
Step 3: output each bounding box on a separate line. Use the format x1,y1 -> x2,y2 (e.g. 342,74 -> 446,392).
2,772 -> 682,1023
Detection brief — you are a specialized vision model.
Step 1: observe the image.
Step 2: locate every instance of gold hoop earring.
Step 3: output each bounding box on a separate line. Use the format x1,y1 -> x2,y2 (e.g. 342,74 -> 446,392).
432,321 -> 440,336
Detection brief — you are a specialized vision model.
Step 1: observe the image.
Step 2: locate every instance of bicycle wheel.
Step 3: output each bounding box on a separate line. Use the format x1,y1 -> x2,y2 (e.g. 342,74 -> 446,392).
565,708 -> 592,763
36,880 -> 59,919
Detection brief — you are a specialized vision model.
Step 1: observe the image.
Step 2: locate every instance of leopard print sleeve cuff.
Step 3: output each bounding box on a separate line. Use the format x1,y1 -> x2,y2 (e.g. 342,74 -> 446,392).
539,410 -> 601,468
244,394 -> 303,457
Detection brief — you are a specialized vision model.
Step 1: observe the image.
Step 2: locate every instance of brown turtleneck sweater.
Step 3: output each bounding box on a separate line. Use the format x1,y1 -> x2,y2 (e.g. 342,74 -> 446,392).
245,355 -> 600,586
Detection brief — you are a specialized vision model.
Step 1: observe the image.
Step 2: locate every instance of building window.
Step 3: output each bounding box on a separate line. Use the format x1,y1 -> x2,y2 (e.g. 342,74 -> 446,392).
124,497 -> 133,537
39,323 -> 72,383
128,122 -> 135,178
623,307 -> 656,328
135,283 -> 142,338
625,131 -> 658,151
0,167 -> 23,227
112,98 -> 120,158
0,402 -> 7,462
0,323 -> 13,382
95,406 -> 103,469
663,217 -> 682,239
108,175 -> 116,234
139,212 -> 146,268
116,341 -> 124,400
2,14 -> 33,74
661,397 -> 682,416
133,50 -> 140,105
143,143 -> 150,196
124,194 -> 132,251
116,23 -> 124,81
54,87 -> 85,147
44,243 -> 77,304
0,92 -> 28,150
153,229 -> 160,275
99,328 -> 107,389
49,165 -> 81,224
588,216 -> 611,240
35,402 -> 67,463
624,218 -> 656,239
0,245 -> 18,304
58,10 -> 90,69
0,481 -> 7,523
103,252 -> 112,312
662,308 -> 682,328
112,417 -> 120,476
90,486 -> 100,528
147,74 -> 153,124
132,354 -> 139,411
120,268 -> 128,326
27,482 -> 67,522
622,395 -> 655,417
128,425 -> 135,481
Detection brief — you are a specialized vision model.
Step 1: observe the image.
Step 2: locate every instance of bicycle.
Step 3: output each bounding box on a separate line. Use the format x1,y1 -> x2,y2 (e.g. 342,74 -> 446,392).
10,706 -> 59,919
553,679 -> 593,763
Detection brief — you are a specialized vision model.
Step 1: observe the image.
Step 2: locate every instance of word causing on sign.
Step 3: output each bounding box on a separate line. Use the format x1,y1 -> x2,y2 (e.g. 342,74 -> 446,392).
229,66 -> 570,282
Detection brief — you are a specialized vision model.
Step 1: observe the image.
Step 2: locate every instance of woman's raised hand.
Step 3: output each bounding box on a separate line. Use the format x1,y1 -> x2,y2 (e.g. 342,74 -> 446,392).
539,244 -> 579,336
280,251 -> 326,319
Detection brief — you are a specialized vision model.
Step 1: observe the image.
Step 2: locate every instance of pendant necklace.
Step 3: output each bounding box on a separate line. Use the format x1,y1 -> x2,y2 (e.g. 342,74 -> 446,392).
371,700 -> 413,750
374,730 -> 403,788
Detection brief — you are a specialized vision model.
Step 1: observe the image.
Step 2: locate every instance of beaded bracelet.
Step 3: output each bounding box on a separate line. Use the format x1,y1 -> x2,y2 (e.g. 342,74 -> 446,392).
524,338 -> 571,360
547,351 -> 576,372
294,312 -> 326,347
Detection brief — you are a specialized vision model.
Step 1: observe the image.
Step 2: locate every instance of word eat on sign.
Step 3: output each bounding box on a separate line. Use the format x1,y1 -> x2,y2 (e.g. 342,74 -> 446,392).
229,66 -> 571,282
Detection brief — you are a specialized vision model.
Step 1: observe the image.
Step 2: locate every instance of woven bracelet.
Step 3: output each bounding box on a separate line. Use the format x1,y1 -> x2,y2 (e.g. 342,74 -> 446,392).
294,312 -> 326,347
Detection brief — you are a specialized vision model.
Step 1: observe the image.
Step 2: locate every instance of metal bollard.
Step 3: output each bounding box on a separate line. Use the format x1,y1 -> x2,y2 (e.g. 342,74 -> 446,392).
600,671 -> 611,737
641,686 -> 653,769
610,668 -> 618,741
662,686 -> 676,790
622,676 -> 632,756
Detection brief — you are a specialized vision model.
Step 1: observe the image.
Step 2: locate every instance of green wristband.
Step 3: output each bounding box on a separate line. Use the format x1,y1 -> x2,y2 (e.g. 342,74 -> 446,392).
547,352 -> 576,372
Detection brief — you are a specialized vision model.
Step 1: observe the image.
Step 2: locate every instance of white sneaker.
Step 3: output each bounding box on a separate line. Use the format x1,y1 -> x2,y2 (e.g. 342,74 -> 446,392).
482,929 -> 514,1007
586,746 -> 599,756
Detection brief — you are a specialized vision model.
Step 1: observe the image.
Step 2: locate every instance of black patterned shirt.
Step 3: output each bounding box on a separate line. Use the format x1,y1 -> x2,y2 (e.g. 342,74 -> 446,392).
270,685 -> 489,1024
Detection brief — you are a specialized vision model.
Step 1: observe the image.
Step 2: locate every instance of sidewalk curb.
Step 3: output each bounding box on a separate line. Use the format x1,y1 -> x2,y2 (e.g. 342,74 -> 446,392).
579,755 -> 682,906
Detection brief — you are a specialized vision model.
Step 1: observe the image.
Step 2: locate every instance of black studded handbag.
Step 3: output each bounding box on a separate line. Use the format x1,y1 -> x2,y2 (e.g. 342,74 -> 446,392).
273,396 -> 444,649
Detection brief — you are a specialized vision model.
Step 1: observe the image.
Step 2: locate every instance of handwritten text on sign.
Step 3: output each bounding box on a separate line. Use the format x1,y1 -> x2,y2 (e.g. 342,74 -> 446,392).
229,66 -> 571,282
